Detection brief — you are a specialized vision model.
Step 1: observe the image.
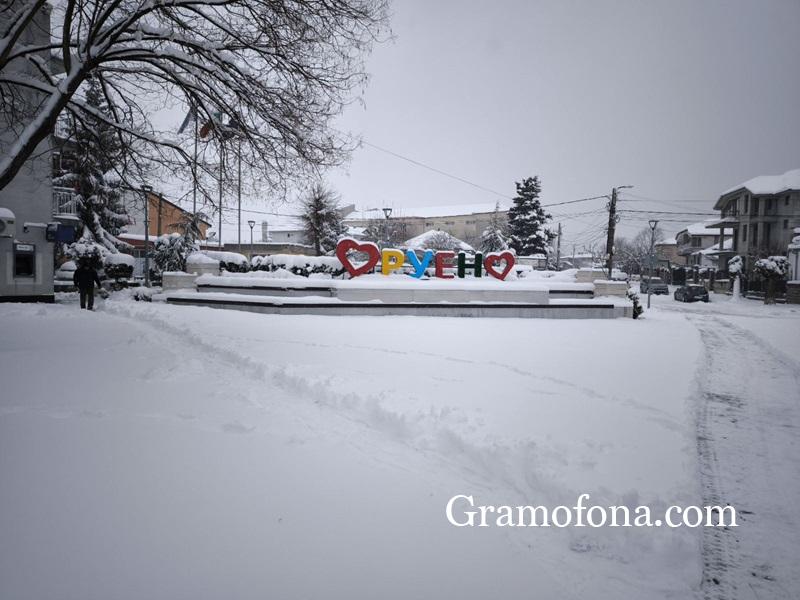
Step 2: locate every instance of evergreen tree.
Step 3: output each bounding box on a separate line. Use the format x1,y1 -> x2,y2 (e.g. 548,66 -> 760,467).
300,183 -> 347,255
55,78 -> 132,265
153,233 -> 192,273
480,202 -> 509,253
507,176 -> 555,256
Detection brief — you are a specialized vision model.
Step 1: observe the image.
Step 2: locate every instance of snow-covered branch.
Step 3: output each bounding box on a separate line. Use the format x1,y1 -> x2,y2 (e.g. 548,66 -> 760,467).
0,0 -> 389,191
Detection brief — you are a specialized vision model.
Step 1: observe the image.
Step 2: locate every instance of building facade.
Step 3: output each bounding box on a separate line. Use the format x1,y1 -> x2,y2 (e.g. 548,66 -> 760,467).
0,5 -> 67,302
707,169 -> 800,272
675,222 -> 732,268
344,203 -> 508,250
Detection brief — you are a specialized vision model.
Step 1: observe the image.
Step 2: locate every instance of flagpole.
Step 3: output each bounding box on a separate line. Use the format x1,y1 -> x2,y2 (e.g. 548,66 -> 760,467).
218,152 -> 223,249
237,137 -> 242,251
192,103 -> 198,216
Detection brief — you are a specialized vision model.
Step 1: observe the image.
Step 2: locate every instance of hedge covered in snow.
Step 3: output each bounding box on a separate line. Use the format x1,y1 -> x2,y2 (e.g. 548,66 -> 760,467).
251,254 -> 345,277
754,256 -> 790,279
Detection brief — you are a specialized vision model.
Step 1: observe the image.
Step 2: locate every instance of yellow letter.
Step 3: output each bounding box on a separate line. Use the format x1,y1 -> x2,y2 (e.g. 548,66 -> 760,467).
381,248 -> 406,275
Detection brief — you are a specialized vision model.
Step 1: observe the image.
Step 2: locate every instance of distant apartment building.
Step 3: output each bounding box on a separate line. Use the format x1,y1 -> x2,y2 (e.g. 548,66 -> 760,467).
706,168 -> 800,272
344,203 -> 507,249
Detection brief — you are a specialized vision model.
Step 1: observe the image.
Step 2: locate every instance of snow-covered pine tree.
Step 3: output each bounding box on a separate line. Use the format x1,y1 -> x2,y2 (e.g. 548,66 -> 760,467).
507,176 -> 555,256
480,202 -> 509,253
55,78 -> 132,266
300,184 -> 347,255
153,233 -> 192,273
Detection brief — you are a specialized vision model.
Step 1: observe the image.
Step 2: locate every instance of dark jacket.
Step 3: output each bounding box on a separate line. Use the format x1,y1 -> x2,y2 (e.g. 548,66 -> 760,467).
73,265 -> 102,289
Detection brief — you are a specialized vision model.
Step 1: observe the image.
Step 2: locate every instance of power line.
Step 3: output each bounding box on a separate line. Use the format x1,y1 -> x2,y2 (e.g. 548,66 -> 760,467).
358,139 -> 513,200
618,208 -> 719,216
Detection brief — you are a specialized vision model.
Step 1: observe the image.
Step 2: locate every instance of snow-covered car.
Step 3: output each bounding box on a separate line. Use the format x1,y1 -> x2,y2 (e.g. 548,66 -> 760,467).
674,284 -> 709,303
640,277 -> 669,295
54,260 -> 77,282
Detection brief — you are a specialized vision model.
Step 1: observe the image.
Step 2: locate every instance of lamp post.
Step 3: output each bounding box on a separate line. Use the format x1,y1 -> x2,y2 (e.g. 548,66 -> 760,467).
248,220 -> 256,261
382,207 -> 392,247
142,184 -> 152,287
647,219 -> 659,309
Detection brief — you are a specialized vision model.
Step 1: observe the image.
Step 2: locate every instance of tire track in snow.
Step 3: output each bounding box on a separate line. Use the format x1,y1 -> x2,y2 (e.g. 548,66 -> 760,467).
688,314 -> 800,600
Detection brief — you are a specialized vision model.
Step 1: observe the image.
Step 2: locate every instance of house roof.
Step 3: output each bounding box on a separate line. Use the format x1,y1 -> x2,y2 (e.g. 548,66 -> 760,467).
403,229 -> 474,252
715,168 -> 800,208
677,221 -> 733,237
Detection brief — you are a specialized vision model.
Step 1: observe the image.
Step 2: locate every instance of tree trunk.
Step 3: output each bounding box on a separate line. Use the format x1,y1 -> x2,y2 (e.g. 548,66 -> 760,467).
764,277 -> 776,305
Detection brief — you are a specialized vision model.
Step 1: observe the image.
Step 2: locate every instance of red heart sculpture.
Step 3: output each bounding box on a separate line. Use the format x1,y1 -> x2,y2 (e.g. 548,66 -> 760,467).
483,251 -> 515,280
336,238 -> 381,277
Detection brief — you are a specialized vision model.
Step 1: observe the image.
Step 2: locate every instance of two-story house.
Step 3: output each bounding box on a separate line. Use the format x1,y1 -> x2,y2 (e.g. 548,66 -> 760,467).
674,222 -> 732,268
706,168 -> 800,272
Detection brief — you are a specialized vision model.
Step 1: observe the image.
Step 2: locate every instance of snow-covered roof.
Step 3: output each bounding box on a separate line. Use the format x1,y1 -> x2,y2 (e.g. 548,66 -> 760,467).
206,209 -> 303,243
720,168 -> 800,198
654,239 -> 677,246
349,203 -> 508,220
698,238 -> 734,255
0,207 -> 15,220
403,229 -> 474,252
678,221 -> 733,237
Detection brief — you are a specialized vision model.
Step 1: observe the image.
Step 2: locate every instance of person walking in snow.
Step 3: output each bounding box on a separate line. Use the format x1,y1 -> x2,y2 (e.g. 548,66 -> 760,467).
73,260 -> 102,310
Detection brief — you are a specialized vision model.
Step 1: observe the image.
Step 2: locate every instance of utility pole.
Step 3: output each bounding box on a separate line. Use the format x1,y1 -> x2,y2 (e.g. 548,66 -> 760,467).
555,222 -> 562,271
605,185 -> 633,279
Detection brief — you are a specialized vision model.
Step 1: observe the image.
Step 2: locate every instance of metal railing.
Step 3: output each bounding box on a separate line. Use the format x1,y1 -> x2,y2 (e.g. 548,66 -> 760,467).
52,186 -> 79,217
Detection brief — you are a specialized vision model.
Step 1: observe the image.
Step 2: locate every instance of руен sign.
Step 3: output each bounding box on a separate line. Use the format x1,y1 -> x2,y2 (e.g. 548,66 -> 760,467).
335,238 -> 515,280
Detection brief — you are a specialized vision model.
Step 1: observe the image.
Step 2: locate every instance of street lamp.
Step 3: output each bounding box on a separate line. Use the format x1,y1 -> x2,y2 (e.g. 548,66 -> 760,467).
647,219 -> 659,309
382,207 -> 392,247
248,220 -> 256,261
142,184 -> 152,287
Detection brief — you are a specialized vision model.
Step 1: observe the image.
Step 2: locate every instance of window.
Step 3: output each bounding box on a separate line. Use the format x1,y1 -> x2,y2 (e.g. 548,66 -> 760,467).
742,224 -> 747,242
751,198 -> 759,216
784,219 -> 789,230
691,237 -> 702,247
752,223 -> 758,245
786,196 -> 791,207
14,244 -> 35,277
744,196 -> 749,213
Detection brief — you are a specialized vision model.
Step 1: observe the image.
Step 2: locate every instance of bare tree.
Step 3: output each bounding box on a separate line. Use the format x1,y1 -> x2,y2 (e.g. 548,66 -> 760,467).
0,0 -> 388,193
615,225 -> 665,275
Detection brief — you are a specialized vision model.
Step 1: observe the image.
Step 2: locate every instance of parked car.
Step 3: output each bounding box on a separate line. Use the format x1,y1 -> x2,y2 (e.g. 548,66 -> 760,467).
640,277 -> 669,295
674,284 -> 709,303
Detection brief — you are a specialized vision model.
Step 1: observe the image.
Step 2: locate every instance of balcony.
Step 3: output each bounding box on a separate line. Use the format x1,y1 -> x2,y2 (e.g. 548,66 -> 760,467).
52,186 -> 79,220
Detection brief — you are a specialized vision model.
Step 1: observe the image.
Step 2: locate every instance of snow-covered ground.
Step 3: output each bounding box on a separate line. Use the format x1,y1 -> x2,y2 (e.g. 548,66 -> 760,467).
1,290 -> 798,599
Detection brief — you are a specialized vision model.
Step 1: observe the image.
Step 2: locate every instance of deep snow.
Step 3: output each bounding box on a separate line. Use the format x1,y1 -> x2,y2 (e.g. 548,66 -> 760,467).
1,291 -> 798,599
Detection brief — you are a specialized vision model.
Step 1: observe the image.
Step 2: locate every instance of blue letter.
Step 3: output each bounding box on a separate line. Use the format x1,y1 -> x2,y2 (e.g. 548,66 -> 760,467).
406,249 -> 433,278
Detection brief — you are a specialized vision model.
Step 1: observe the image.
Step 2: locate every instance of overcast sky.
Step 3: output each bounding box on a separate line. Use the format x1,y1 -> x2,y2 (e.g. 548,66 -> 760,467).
317,0 -> 800,246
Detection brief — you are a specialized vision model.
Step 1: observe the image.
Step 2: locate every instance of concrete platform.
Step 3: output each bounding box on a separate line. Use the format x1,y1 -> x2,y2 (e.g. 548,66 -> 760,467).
165,292 -> 630,319
195,275 -> 580,303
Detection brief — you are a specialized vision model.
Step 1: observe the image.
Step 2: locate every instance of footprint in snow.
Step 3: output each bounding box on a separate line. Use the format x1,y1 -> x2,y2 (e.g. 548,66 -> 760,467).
221,421 -> 256,434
